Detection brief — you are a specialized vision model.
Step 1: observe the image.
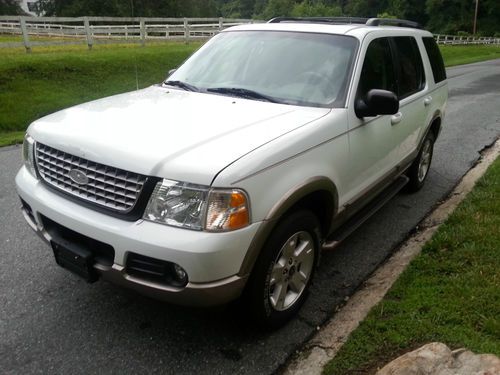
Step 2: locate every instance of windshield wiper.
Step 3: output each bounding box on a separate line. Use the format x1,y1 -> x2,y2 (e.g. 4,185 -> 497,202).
207,87 -> 283,103
164,80 -> 199,92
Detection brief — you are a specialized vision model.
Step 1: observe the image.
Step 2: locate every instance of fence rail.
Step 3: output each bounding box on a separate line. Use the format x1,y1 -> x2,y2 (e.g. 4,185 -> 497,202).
434,34 -> 500,45
0,16 -> 499,52
0,16 -> 256,51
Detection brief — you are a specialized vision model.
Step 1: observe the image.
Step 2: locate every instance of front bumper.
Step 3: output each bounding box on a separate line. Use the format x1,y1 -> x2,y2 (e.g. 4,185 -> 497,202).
16,166 -> 261,306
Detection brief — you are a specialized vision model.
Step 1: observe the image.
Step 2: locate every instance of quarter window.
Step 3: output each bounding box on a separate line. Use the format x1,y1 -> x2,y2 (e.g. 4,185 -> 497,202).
392,37 -> 425,99
423,37 -> 446,83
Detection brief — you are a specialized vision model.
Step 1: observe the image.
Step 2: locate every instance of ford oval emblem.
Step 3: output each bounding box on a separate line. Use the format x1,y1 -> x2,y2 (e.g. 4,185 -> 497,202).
68,169 -> 89,185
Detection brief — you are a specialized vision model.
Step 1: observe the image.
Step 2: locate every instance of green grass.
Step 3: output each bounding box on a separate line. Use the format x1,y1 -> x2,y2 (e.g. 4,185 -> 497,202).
323,157 -> 500,375
0,34 -> 23,43
0,130 -> 25,146
0,41 -> 201,145
0,34 -> 77,43
0,42 -> 498,147
440,45 -> 500,66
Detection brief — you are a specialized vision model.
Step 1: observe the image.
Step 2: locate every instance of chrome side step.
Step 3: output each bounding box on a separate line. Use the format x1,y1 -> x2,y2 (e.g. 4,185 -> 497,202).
322,175 -> 409,250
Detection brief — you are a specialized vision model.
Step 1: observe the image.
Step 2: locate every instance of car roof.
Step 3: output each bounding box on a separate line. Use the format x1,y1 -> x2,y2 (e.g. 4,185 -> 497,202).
224,22 -> 433,40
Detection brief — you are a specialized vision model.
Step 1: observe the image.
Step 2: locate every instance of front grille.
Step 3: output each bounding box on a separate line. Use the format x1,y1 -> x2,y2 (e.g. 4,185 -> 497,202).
35,143 -> 147,213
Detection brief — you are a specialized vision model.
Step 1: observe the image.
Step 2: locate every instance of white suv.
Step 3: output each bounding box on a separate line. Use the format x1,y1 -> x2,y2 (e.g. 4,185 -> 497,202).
16,17 -> 448,327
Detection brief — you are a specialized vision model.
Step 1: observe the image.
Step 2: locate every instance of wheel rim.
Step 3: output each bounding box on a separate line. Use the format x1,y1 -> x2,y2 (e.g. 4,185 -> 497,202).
418,139 -> 432,183
267,231 -> 315,312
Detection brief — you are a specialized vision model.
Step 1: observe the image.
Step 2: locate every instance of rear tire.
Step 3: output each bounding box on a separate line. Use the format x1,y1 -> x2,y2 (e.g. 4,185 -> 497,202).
406,131 -> 435,192
243,210 -> 321,329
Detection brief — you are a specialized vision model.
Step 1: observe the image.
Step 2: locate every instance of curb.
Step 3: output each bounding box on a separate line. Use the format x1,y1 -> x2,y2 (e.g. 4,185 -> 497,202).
282,137 -> 500,375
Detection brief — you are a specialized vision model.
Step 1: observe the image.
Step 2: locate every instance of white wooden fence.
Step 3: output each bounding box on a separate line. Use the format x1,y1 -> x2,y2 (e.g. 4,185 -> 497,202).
0,16 -> 498,52
434,34 -> 500,45
0,16 -> 257,52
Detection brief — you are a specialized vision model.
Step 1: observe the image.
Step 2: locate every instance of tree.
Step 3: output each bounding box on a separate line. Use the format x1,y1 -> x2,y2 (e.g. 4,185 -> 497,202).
386,0 -> 427,25
0,0 -> 24,15
344,0 -> 388,17
426,0 -> 473,34
259,0 -> 296,19
474,0 -> 500,35
291,1 -> 342,17
219,0 -> 256,18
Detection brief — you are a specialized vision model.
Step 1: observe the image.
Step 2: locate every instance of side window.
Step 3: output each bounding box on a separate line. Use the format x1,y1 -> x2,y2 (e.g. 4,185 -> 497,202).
357,38 -> 396,99
422,37 -> 446,83
392,37 -> 425,99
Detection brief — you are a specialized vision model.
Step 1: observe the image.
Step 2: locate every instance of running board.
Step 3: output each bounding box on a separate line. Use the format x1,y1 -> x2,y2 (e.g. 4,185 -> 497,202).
322,175 -> 409,250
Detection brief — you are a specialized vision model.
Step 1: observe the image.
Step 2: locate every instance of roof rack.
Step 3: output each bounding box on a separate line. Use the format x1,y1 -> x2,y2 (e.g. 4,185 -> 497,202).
366,18 -> 422,28
268,17 -> 369,25
267,17 -> 422,29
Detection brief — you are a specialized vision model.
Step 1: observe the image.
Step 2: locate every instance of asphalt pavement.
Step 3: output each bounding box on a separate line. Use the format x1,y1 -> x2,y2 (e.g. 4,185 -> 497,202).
1,59 -> 499,375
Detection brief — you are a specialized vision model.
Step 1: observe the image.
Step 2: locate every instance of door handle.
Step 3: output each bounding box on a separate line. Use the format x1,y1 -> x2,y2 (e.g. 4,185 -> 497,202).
391,112 -> 403,125
424,96 -> 432,106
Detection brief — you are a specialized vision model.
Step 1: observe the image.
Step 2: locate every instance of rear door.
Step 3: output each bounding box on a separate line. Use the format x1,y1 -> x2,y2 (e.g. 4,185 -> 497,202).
390,36 -> 429,161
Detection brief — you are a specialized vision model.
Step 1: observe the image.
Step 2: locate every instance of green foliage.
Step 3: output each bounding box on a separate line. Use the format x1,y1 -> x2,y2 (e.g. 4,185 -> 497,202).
258,0 -> 342,19
377,12 -> 396,19
40,0 -> 219,18
344,0 -> 387,17
259,0 -> 295,18
0,0 -> 24,15
291,1 -> 342,17
386,0 -> 427,25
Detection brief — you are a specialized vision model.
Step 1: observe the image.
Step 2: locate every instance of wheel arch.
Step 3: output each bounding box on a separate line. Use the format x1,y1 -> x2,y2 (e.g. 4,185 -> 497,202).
238,176 -> 338,277
425,111 -> 442,143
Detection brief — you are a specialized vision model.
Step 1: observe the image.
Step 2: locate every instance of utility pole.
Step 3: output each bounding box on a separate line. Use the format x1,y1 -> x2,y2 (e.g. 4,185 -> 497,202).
473,0 -> 479,35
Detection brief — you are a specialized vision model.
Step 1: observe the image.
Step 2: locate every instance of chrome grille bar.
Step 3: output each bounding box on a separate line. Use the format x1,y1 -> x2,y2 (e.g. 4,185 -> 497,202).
35,143 -> 147,212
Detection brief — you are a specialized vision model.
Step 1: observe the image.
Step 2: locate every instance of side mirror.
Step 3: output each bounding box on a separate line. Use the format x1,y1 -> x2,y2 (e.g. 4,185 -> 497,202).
355,89 -> 399,118
167,68 -> 177,77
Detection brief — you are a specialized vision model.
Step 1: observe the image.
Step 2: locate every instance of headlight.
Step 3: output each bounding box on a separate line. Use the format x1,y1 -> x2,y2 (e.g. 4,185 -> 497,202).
144,179 -> 250,232
22,133 -> 36,177
144,179 -> 209,230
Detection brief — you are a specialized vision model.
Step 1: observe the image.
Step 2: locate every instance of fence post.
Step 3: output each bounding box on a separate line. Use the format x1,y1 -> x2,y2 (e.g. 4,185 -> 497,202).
140,18 -> 146,46
218,17 -> 223,32
19,17 -> 32,53
184,18 -> 189,44
83,17 -> 93,50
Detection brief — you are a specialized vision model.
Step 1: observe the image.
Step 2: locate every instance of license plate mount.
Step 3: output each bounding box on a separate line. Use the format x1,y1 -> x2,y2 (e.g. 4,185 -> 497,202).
51,240 -> 98,283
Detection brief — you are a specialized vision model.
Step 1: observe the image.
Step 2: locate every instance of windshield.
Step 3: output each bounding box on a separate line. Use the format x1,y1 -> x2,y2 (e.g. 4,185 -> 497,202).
167,31 -> 358,108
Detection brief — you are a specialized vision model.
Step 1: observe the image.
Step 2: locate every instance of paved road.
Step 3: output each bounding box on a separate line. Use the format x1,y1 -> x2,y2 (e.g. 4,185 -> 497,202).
1,59 -> 499,375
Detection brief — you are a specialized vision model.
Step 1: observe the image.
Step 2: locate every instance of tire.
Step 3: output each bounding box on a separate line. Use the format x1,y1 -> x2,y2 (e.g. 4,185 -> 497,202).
406,131 -> 435,192
243,210 -> 321,329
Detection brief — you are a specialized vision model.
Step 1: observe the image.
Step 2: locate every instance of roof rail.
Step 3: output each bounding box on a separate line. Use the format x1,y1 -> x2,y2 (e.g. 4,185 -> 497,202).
366,18 -> 422,29
267,16 -> 422,29
268,17 -> 369,25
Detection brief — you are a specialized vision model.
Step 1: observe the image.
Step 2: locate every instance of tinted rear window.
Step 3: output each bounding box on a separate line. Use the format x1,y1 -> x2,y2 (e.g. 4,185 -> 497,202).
423,37 -> 446,83
392,37 -> 425,99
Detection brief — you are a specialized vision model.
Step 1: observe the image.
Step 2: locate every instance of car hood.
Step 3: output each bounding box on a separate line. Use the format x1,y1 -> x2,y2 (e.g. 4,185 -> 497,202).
29,85 -> 330,185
